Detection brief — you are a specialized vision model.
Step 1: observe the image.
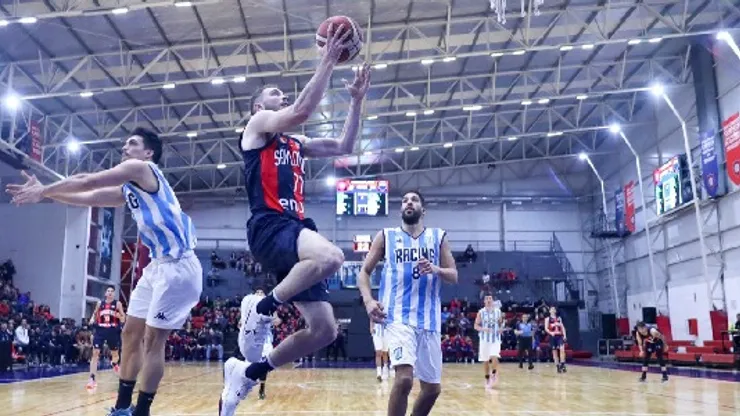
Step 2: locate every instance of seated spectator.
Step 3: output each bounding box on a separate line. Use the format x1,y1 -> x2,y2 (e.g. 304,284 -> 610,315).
14,318 -> 30,353
206,328 -> 224,361
463,244 -> 477,263
74,326 -> 93,364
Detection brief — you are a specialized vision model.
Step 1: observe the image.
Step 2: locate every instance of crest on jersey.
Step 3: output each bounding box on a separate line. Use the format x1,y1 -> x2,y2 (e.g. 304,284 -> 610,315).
393,347 -> 403,361
279,136 -> 288,144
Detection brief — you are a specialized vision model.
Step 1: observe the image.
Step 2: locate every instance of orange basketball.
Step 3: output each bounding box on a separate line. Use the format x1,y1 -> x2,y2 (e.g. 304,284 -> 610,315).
315,16 -> 364,63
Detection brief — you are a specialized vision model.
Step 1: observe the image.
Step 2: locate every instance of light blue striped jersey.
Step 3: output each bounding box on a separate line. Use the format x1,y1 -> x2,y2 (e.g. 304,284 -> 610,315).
379,227 -> 445,332
478,307 -> 502,344
373,323 -> 385,337
121,162 -> 196,259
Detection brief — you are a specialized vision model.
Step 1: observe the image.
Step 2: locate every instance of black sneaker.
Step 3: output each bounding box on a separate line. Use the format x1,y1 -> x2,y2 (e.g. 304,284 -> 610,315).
528,364 -> 534,370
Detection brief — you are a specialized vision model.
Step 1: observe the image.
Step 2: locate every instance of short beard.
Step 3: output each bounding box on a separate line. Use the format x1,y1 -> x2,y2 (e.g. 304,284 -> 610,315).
402,210 -> 421,225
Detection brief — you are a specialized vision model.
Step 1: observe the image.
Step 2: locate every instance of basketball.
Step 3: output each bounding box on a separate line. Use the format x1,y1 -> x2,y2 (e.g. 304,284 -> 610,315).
315,16 -> 364,63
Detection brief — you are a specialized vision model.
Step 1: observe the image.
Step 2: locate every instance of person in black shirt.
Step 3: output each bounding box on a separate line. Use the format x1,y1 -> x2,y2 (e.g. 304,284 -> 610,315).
732,313 -> 739,350
635,322 -> 668,383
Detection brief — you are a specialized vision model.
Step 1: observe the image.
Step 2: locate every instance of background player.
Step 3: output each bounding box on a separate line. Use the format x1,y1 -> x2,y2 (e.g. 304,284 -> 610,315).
514,313 -> 535,370
474,293 -> 502,389
87,285 -> 126,390
545,306 -> 567,373
218,23 -> 371,415
635,321 -> 669,382
371,320 -> 390,381
6,127 -> 202,416
357,190 -> 458,416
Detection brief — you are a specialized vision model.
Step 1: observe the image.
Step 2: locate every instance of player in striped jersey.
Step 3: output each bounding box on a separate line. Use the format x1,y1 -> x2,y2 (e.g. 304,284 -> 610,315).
474,293 -> 503,389
357,190 -> 458,416
7,128 -> 202,416
371,321 -> 390,381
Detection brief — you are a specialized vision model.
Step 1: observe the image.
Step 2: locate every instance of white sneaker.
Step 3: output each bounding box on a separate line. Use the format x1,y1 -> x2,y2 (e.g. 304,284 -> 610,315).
239,295 -> 274,362
219,358 -> 257,416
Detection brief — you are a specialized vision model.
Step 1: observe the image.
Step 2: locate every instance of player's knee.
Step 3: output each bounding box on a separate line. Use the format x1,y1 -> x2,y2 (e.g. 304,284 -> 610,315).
423,383 -> 441,399
319,246 -> 344,274
394,372 -> 414,394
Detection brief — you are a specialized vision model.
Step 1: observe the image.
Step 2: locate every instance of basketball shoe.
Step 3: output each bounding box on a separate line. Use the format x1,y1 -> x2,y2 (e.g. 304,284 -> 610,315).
219,357 -> 258,416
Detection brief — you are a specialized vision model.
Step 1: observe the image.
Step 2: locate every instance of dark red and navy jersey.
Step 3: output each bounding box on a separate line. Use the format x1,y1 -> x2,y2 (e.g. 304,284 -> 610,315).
637,325 -> 660,345
243,134 -> 306,220
547,316 -> 563,335
97,300 -> 120,328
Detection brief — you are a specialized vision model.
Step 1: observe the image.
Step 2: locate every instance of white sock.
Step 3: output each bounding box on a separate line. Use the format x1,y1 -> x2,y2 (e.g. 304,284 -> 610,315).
376,366 -> 382,376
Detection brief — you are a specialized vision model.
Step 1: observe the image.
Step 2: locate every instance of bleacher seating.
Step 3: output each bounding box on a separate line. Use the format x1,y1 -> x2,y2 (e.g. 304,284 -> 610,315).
614,339 -> 736,369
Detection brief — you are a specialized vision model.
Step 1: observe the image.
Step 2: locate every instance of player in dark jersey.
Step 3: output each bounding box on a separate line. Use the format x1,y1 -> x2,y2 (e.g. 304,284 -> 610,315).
218,24 -> 372,415
87,285 -> 125,390
545,306 -> 567,373
635,321 -> 669,382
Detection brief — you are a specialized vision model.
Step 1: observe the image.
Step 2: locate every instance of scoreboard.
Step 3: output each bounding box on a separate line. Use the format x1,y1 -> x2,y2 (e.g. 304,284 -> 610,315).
336,179 -> 389,216
654,154 -> 693,216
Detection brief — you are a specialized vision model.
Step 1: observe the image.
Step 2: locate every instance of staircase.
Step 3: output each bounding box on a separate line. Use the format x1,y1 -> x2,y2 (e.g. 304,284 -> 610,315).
551,233 -> 582,303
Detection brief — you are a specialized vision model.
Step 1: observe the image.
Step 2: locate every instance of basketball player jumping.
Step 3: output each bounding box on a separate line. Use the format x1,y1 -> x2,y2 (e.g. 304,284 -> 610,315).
358,191 -> 458,416
372,320 -> 390,381
635,321 -> 669,382
545,306 -> 567,373
218,24 -> 371,414
474,293 -> 503,389
87,285 -> 126,390
6,128 -> 202,416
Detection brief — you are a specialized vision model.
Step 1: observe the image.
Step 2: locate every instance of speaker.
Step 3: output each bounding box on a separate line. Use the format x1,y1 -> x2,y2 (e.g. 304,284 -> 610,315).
601,313 -> 617,339
642,307 -> 657,324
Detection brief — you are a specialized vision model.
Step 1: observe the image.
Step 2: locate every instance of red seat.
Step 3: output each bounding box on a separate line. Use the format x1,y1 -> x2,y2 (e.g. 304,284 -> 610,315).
572,350 -> 593,359
500,350 -> 518,359
671,340 -> 694,347
701,354 -> 735,367
670,352 -> 697,365
686,346 -> 715,355
615,350 -> 634,361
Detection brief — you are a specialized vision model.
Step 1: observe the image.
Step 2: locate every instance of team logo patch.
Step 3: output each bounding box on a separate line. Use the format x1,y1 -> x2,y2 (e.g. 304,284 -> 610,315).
393,347 -> 403,361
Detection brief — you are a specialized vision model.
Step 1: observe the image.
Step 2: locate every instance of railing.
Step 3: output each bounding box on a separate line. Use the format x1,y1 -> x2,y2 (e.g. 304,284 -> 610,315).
551,233 -> 576,280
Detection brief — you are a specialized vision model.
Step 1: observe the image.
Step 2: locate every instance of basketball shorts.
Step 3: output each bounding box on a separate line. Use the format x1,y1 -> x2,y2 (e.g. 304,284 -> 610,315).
550,334 -> 564,348
478,341 -> 501,361
386,322 -> 442,384
645,339 -> 666,354
247,210 -> 329,303
93,327 -> 121,350
128,251 -> 203,330
373,330 -> 388,352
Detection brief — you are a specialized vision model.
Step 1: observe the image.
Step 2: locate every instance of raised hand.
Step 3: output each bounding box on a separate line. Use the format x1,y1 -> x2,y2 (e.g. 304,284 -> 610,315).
321,23 -> 354,63
6,171 -> 45,206
344,62 -> 371,100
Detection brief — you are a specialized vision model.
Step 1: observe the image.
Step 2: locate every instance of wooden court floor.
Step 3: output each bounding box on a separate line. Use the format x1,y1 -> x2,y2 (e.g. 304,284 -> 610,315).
1,362 -> 738,416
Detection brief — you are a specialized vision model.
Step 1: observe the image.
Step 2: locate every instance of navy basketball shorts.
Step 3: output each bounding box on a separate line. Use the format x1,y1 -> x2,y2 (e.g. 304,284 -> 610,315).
93,327 -> 121,350
550,334 -> 564,349
247,211 -> 330,303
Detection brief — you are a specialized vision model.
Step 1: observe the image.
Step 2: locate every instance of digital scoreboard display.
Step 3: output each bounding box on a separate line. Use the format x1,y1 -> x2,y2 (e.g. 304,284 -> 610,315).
353,234 -> 372,252
336,179 -> 389,217
654,154 -> 692,216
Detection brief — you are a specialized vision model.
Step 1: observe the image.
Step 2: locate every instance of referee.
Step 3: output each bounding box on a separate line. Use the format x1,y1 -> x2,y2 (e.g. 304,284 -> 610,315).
515,313 -> 535,370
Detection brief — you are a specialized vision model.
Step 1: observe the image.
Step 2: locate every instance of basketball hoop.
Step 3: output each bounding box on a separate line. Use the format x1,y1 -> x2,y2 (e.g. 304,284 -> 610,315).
490,0 -> 544,24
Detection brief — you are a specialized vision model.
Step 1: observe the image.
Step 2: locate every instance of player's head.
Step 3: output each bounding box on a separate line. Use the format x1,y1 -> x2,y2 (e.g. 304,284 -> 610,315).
549,306 -> 557,316
122,127 -> 162,164
254,288 -> 265,297
250,84 -> 288,114
635,321 -> 649,335
521,313 -> 530,322
105,285 -> 115,300
401,190 -> 425,225
483,293 -> 494,307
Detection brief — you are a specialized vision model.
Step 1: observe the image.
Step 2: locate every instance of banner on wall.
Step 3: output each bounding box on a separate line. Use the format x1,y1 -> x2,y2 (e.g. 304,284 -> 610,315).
722,112 -> 740,186
97,208 -> 115,279
700,128 -> 725,198
624,181 -> 636,233
28,120 -> 43,162
614,189 -> 625,235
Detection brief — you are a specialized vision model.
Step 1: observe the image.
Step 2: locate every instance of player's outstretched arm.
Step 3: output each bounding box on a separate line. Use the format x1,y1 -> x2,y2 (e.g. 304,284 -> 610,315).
358,230 -> 386,322
6,171 -> 125,207
246,24 -> 351,136
7,160 -> 148,206
303,63 -> 372,158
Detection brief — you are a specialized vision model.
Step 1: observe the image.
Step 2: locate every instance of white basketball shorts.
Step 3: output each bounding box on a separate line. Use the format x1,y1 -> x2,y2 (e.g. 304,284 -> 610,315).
372,331 -> 388,352
386,322 -> 442,384
128,252 -> 203,330
479,341 -> 502,361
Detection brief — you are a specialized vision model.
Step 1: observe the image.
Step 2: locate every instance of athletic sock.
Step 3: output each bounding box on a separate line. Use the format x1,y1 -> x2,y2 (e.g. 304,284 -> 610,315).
485,374 -> 490,381
133,391 -> 156,416
376,366 -> 382,376
90,374 -> 96,381
245,359 -> 275,381
114,379 -> 136,410
640,371 -> 647,379
256,294 -> 281,316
